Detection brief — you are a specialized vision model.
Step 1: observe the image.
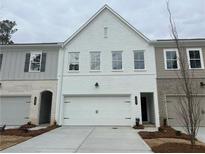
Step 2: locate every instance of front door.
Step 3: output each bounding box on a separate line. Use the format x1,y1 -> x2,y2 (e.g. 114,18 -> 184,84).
141,97 -> 148,121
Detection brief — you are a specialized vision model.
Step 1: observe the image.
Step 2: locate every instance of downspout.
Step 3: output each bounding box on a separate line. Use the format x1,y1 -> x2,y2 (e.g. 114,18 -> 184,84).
56,45 -> 65,125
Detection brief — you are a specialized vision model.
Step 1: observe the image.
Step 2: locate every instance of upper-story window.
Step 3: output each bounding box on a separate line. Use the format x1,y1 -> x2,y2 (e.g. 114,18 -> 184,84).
187,48 -> 204,69
24,52 -> 46,73
112,51 -> 122,70
29,52 -> 42,72
90,52 -> 100,70
134,50 -> 145,70
164,49 -> 179,70
68,52 -> 79,71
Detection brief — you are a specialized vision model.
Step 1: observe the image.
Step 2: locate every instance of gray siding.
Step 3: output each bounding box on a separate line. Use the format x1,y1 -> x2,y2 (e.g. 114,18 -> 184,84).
155,46 -> 205,78
0,46 -> 59,80
154,42 -> 205,125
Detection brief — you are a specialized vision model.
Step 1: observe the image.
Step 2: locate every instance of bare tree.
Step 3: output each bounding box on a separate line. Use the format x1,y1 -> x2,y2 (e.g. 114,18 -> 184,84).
166,0 -> 201,145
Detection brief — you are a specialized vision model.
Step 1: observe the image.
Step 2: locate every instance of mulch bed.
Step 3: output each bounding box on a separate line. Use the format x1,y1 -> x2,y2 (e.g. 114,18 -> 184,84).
0,136 -> 31,151
1,125 -> 60,137
152,142 -> 205,153
139,126 -> 192,140
138,126 -> 205,153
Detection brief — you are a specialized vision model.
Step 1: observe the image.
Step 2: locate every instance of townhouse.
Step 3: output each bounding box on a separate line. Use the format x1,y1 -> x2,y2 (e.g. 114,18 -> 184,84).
0,5 -> 204,127
0,43 -> 60,125
56,5 -> 160,126
153,39 -> 205,126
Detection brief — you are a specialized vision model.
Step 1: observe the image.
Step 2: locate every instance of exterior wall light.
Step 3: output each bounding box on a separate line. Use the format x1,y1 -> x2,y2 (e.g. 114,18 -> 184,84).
95,82 -> 99,88
34,97 -> 37,105
200,82 -> 205,87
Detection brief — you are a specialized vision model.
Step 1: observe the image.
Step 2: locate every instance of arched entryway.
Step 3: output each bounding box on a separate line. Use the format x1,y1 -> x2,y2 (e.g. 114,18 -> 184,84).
39,91 -> 52,124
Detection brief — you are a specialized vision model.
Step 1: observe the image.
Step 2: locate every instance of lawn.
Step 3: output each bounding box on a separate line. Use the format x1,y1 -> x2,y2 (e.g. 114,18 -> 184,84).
0,135 -> 31,151
139,126 -> 205,153
0,124 -> 59,151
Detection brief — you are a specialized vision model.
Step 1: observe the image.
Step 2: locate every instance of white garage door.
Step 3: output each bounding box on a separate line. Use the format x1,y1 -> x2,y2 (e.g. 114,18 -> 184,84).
166,96 -> 205,127
0,96 -> 31,126
63,95 -> 131,125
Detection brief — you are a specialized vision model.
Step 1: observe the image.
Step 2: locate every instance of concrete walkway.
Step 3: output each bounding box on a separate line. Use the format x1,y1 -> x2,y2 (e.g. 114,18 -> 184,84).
2,126 -> 152,153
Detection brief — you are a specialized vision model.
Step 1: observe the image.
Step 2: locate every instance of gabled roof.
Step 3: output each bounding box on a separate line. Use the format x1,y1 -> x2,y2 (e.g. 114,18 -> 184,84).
63,4 -> 150,46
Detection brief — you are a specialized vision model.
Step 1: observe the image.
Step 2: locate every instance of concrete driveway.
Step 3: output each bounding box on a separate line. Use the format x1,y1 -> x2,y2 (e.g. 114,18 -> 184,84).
197,127 -> 205,143
175,127 -> 205,143
2,126 -> 152,153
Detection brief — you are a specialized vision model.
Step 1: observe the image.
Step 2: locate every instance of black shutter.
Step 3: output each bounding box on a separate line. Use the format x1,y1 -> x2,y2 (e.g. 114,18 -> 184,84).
0,54 -> 3,70
41,53 -> 47,72
24,53 -> 30,72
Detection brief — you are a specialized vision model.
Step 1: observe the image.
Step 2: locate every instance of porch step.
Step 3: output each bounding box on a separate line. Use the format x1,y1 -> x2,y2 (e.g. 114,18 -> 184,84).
142,123 -> 155,127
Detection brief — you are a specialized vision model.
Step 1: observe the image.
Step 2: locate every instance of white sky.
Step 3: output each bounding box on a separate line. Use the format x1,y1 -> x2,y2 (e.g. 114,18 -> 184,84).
1,0 -> 205,43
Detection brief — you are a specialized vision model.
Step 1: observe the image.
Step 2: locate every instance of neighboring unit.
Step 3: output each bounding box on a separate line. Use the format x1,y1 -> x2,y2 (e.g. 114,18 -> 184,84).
153,39 -> 205,126
56,5 -> 160,126
0,43 -> 61,125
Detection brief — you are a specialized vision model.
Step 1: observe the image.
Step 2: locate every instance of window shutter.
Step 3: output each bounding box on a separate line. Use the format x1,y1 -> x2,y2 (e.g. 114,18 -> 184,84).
41,53 -> 47,72
24,53 -> 30,72
0,54 -> 3,70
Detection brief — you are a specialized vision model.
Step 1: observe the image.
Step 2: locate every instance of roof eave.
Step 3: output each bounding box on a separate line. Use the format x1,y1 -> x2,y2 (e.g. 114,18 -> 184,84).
0,42 -> 63,48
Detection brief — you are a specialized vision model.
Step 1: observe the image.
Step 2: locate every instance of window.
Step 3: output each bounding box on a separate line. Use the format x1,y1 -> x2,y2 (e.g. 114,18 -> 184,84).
134,50 -> 145,69
112,51 -> 122,70
68,52 -> 79,71
90,52 -> 100,70
29,52 -> 42,72
104,27 -> 108,38
24,52 -> 46,73
187,48 -> 204,69
164,49 -> 179,70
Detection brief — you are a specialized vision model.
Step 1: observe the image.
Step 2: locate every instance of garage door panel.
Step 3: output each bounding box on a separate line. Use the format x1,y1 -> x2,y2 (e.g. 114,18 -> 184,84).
166,96 -> 205,127
0,96 -> 30,126
63,96 -> 131,125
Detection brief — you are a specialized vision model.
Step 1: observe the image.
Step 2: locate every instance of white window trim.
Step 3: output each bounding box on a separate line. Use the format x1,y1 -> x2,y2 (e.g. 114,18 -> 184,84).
29,51 -> 42,72
133,50 -> 146,71
111,51 -> 123,71
90,51 -> 101,71
186,48 -> 204,69
68,52 -> 80,72
163,49 -> 180,70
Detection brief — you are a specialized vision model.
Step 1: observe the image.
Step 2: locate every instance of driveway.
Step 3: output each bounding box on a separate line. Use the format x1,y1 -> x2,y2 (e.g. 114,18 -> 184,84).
2,126 -> 152,153
196,127 -> 205,143
174,127 -> 205,143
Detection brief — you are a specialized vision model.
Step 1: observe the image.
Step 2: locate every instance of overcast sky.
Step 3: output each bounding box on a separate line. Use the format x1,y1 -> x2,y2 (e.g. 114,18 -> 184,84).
1,0 -> 205,43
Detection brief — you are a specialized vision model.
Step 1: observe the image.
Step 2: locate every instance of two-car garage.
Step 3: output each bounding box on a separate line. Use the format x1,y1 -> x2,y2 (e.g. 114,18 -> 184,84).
0,96 -> 31,126
63,95 -> 132,125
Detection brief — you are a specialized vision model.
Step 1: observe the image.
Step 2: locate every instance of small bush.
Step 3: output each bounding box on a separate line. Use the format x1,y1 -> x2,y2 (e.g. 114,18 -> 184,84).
175,130 -> 182,136
158,127 -> 164,132
133,124 -> 144,129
